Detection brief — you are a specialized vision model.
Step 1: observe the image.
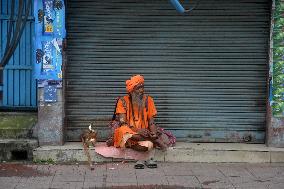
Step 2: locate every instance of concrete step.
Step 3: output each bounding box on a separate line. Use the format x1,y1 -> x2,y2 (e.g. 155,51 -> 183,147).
33,142 -> 284,163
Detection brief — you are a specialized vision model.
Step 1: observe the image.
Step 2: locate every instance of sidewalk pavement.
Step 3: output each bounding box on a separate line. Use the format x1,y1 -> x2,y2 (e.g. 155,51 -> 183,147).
0,162 -> 284,189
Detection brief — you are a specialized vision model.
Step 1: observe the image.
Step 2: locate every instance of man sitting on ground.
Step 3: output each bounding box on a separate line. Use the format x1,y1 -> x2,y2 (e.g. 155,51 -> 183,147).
111,75 -> 169,152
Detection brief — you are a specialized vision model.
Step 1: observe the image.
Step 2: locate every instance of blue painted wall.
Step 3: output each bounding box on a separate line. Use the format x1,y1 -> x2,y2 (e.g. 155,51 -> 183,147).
0,0 -> 37,108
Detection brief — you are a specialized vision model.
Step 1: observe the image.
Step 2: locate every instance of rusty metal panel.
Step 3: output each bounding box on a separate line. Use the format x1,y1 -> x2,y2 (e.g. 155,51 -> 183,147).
65,0 -> 270,142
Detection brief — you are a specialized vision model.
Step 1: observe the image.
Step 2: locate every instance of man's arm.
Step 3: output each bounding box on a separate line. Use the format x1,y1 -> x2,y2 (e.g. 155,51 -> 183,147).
118,113 -> 138,131
148,117 -> 158,138
118,113 -> 150,138
118,113 -> 127,125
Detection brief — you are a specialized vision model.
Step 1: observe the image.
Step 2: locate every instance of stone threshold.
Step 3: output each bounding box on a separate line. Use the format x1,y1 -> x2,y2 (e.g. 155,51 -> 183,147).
33,142 -> 284,163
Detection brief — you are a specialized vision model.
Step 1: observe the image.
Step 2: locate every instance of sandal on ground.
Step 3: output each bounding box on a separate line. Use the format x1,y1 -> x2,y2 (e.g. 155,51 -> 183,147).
134,160 -> 145,169
144,158 -> 157,168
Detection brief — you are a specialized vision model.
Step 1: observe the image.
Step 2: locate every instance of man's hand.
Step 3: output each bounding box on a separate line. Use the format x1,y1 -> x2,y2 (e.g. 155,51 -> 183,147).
149,132 -> 158,140
137,129 -> 158,140
137,128 -> 151,138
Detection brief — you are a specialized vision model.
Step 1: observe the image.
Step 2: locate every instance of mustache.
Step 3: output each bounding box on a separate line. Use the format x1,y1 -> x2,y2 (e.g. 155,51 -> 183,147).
131,93 -> 143,100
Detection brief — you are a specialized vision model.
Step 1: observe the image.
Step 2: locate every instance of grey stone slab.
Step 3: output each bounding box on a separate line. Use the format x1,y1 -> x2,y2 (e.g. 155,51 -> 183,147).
85,173 -> 106,181
137,176 -> 168,186
106,163 -> 138,178
105,182 -> 138,187
197,175 -> 235,189
267,183 -> 284,189
135,167 -> 164,173
246,166 -> 282,180
29,182 -> 52,188
0,178 -> 19,189
53,165 -> 85,182
53,167 -> 85,181
106,174 -> 136,182
162,162 -> 195,176
16,177 -> 28,183
14,181 -> 35,189
227,175 -> 259,185
0,176 -> 20,184
15,182 -> 51,189
83,181 -> 105,188
54,164 -> 85,172
26,176 -> 54,182
217,164 -> 252,177
135,172 -> 165,180
84,176 -> 105,183
3,162 -> 284,189
13,177 -> 29,187
85,171 -> 106,180
50,181 -> 84,189
270,176 -> 284,184
166,175 -> 201,188
19,177 -> 53,189
106,179 -> 137,185
53,175 -> 85,182
85,163 -> 107,177
202,183 -> 235,189
217,164 -> 256,184
233,181 -> 269,189
191,165 -> 225,178
36,165 -> 57,175
106,162 -> 136,171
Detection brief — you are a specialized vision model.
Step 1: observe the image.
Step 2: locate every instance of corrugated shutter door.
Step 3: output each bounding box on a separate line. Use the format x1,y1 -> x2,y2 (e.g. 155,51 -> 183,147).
66,0 -> 269,142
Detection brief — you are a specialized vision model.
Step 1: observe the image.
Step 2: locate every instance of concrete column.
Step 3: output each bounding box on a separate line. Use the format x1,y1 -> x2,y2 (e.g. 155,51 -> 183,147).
36,87 -> 64,146
267,111 -> 284,148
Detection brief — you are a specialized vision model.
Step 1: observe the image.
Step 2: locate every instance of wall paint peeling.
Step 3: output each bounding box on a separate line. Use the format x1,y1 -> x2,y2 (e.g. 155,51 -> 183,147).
272,0 -> 284,116
268,0 -> 284,147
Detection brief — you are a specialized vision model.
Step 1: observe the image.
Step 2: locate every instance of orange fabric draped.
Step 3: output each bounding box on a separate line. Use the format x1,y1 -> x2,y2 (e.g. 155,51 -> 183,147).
113,95 -> 157,148
113,126 -> 137,148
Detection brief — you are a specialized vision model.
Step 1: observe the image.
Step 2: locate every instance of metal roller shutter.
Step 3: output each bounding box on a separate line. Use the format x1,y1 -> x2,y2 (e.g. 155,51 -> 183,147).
65,0 -> 270,142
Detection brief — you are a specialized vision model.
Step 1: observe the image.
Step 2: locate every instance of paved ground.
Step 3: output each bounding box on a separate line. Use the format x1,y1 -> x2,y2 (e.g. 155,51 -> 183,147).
0,162 -> 283,189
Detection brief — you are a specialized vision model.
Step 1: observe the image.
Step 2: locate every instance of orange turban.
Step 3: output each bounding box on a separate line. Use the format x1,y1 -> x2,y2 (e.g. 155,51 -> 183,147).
126,75 -> 144,93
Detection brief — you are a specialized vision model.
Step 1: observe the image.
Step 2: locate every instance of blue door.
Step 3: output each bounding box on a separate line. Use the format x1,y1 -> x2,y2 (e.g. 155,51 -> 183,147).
0,0 -> 37,109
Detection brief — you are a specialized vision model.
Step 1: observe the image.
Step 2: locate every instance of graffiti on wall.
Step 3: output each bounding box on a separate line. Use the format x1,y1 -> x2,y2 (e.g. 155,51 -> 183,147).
34,0 -> 66,80
272,0 -> 284,116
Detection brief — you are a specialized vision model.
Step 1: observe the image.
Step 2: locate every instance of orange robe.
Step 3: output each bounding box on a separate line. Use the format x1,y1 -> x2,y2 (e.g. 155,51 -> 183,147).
113,95 -> 157,148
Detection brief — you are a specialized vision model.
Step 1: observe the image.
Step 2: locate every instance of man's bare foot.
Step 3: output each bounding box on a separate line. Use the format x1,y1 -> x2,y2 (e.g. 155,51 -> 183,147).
131,144 -> 148,152
149,133 -> 158,140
